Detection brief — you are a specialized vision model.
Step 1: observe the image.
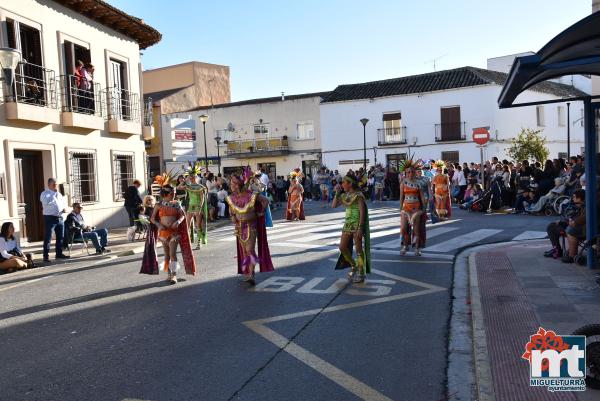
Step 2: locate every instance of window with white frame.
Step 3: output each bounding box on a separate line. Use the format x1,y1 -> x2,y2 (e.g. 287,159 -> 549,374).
557,106 -> 566,127
253,124 -> 270,136
112,151 -> 135,201
296,121 -> 314,140
536,106 -> 545,127
69,150 -> 98,203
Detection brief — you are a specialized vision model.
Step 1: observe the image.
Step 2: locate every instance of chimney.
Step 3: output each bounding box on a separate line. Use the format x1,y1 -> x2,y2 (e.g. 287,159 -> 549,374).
281,92 -> 285,101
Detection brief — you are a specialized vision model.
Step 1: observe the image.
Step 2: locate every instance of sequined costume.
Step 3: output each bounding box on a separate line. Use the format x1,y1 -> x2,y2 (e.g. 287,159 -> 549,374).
186,182 -> 209,245
431,160 -> 451,219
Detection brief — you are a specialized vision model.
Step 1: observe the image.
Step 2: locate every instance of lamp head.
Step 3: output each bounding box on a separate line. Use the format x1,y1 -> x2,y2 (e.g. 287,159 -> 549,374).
0,48 -> 21,71
360,118 -> 369,126
215,136 -> 222,143
199,114 -> 209,123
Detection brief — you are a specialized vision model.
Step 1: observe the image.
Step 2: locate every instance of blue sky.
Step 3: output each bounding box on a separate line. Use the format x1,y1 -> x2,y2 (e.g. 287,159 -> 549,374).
109,0 -> 591,102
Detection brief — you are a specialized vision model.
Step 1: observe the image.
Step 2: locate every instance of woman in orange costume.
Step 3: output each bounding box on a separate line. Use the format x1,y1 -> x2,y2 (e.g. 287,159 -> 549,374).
399,158 -> 426,256
140,172 -> 196,284
431,160 -> 451,220
286,169 -> 305,221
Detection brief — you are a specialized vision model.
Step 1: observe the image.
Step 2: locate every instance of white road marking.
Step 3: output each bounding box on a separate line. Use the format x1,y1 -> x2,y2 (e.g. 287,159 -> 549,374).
243,269 -> 445,401
374,227 -> 460,249
328,258 -> 453,265
511,231 -> 548,241
424,229 -> 503,253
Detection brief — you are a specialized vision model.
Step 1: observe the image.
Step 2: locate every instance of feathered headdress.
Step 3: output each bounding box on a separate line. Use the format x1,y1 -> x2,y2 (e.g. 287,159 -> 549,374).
154,169 -> 177,187
398,156 -> 424,173
289,168 -> 304,180
231,165 -> 254,192
185,161 -> 203,177
432,160 -> 446,170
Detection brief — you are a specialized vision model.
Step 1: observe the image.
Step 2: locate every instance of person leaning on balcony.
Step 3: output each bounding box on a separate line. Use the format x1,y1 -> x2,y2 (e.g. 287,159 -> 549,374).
124,179 -> 144,232
82,63 -> 95,114
40,178 -> 70,263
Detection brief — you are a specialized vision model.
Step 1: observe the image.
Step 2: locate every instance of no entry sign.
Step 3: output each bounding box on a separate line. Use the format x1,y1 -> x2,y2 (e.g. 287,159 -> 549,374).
472,127 -> 490,145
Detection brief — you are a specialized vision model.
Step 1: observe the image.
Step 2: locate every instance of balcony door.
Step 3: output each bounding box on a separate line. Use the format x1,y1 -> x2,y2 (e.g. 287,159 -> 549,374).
109,59 -> 127,120
5,18 -> 44,103
383,112 -> 402,143
440,106 -> 461,141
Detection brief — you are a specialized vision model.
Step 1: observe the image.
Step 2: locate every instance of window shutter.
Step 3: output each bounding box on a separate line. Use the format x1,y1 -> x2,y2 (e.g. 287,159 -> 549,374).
5,19 -> 16,48
64,40 -> 74,75
383,113 -> 401,121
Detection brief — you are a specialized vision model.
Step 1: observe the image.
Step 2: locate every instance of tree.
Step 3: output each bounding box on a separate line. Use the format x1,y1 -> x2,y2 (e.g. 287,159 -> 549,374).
507,128 -> 549,163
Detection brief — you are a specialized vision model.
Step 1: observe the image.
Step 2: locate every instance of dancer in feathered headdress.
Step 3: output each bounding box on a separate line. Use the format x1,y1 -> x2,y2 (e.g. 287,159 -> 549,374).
181,161 -> 209,248
431,159 -> 451,220
140,170 -> 197,283
332,173 -> 371,283
286,168 -> 305,221
226,166 -> 274,285
399,156 -> 427,256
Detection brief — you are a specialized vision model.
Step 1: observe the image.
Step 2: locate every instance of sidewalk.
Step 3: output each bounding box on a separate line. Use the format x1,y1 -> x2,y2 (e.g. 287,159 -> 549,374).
470,240 -> 600,401
16,219 -> 230,267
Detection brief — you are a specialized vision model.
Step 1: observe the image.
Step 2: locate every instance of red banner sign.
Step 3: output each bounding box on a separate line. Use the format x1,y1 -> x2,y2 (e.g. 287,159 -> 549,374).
174,130 -> 196,141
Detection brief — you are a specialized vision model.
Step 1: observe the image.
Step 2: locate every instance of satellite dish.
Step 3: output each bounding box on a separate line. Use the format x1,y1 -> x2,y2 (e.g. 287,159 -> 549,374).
227,122 -> 235,132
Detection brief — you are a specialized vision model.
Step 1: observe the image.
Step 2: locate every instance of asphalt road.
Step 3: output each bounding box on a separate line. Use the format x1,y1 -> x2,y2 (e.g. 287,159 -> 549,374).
0,202 -> 555,401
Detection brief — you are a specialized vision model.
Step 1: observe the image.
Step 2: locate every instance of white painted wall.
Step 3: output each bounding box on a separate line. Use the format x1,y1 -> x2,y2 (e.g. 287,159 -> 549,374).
162,95 -> 324,176
0,0 -> 148,232
320,84 -> 584,173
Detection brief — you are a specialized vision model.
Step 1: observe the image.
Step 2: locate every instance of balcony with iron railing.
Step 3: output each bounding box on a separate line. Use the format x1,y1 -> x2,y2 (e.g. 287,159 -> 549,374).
103,87 -> 141,135
60,75 -> 105,130
224,136 -> 290,157
142,97 -> 154,142
434,122 -> 467,142
2,61 -> 60,125
377,127 -> 407,145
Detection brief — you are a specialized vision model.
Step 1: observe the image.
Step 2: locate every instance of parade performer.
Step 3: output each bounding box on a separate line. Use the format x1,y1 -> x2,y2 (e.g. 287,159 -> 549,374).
399,158 -> 427,256
315,166 -> 331,208
431,160 -> 451,220
141,172 -> 196,283
333,174 -> 371,283
181,162 -> 209,248
286,169 -> 305,221
226,167 -> 274,285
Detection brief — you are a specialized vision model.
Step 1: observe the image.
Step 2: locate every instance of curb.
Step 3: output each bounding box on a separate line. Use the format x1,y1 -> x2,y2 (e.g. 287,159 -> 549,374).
447,241 -> 533,401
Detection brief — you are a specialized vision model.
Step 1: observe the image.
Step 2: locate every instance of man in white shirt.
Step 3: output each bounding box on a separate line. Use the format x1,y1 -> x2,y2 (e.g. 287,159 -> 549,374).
40,178 -> 69,263
259,168 -> 270,188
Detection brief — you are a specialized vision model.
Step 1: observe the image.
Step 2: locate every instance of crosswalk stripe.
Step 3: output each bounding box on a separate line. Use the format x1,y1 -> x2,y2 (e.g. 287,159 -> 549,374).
511,231 -> 548,241
424,229 -> 502,253
373,227 -> 460,249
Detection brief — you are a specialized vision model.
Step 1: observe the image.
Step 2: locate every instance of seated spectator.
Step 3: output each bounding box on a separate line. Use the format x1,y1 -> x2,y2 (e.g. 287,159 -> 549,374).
513,187 -> 537,214
527,178 -> 565,213
142,195 -> 156,218
65,203 -> 110,255
0,222 -> 31,271
561,189 -> 586,263
460,184 -> 484,210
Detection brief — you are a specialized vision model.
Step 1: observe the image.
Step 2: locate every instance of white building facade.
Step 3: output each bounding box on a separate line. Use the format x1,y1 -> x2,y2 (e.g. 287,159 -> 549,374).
0,0 -> 160,241
162,92 -> 329,179
320,67 -> 586,173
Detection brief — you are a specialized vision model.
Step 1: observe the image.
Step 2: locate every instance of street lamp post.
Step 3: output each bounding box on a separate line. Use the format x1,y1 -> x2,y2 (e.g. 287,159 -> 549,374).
199,114 -> 209,171
214,136 -> 222,175
360,118 -> 369,171
566,102 -> 571,158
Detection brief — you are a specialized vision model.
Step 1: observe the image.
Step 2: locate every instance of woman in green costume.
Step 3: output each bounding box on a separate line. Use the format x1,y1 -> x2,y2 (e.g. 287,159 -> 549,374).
180,162 -> 209,249
332,174 -> 371,283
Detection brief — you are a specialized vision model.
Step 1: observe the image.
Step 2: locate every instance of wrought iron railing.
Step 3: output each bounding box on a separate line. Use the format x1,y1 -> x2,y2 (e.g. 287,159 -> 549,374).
60,75 -> 104,117
104,87 -> 140,123
7,61 -> 58,109
377,127 -> 407,145
225,137 -> 289,156
143,97 -> 153,126
435,122 -> 467,142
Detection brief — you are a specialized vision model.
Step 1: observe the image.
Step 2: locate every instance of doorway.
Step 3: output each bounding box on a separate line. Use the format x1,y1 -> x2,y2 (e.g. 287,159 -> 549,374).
14,150 -> 45,241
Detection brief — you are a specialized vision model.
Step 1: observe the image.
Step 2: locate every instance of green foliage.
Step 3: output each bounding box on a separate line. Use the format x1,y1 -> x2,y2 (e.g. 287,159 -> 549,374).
507,128 -> 549,163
